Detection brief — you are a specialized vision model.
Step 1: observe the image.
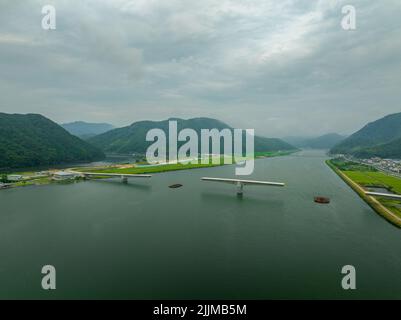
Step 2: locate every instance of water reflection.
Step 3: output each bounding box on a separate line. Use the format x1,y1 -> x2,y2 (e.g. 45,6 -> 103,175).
91,178 -> 152,191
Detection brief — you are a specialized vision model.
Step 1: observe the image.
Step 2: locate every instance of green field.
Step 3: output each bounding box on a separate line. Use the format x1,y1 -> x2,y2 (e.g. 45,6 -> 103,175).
329,159 -> 377,172
12,177 -> 53,187
254,150 -> 297,158
82,161 -> 224,175
342,171 -> 401,194
328,159 -> 401,224
379,198 -> 401,216
85,155 -> 239,175
81,151 -> 298,175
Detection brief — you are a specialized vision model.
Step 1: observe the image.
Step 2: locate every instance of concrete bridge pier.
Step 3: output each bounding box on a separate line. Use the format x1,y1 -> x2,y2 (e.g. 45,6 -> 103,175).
236,182 -> 244,195
121,176 -> 128,184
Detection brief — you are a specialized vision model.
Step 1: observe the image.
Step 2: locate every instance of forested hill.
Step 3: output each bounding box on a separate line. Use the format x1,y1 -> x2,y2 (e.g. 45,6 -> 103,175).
331,112 -> 401,158
0,113 -> 105,169
351,138 -> 401,159
89,117 -> 296,154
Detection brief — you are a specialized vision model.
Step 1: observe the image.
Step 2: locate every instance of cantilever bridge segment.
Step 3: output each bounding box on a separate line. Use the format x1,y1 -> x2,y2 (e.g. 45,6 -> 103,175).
201,177 -> 285,195
365,191 -> 401,200
78,172 -> 152,183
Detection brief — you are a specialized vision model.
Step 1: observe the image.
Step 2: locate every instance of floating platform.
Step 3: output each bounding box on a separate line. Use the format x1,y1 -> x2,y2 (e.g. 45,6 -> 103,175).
314,196 -> 330,204
169,184 -> 183,189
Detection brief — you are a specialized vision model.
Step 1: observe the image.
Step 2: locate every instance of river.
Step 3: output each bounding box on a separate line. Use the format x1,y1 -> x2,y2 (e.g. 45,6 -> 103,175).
0,150 -> 400,299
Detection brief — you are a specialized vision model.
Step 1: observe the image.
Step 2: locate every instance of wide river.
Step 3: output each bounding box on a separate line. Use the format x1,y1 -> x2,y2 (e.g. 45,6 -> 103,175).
1,150 -> 400,299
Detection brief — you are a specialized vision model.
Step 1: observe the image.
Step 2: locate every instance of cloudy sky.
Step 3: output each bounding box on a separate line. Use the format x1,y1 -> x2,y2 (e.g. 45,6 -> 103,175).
1,0 -> 400,137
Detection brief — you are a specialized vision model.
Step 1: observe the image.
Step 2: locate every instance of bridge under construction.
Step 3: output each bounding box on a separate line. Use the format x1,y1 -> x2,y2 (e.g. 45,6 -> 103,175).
78,172 -> 152,183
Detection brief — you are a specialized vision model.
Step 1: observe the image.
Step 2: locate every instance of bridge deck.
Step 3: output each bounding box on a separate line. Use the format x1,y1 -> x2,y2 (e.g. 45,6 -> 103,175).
79,172 -> 152,178
366,192 -> 401,200
202,177 -> 285,186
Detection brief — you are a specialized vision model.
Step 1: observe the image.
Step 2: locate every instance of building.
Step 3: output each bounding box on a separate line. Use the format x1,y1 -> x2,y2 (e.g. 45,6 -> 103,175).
53,171 -> 77,181
7,175 -> 23,182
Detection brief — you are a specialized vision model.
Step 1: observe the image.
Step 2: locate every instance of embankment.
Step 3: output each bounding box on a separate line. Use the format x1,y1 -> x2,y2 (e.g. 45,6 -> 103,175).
326,160 -> 401,228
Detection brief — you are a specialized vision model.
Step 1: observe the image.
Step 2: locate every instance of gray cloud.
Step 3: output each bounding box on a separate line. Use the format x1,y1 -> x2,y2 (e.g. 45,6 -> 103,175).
0,0 -> 400,137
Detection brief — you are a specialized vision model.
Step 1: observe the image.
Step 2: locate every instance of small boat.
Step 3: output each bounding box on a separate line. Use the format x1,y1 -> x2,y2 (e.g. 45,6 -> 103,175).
314,196 -> 330,204
169,184 -> 183,189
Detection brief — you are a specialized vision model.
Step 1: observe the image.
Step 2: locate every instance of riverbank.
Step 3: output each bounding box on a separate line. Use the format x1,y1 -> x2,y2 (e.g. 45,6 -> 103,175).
1,151 -> 298,190
255,150 -> 298,158
73,151 -> 299,175
0,170 -> 85,190
326,159 -> 401,228
78,161 -> 222,175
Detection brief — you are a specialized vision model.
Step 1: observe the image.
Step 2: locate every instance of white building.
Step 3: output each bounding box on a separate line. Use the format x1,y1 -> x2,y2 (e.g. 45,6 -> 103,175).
53,171 -> 77,181
7,175 -> 23,182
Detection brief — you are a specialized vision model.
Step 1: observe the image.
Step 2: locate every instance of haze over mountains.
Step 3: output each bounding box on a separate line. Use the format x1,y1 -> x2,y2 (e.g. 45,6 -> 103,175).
284,133 -> 346,150
0,113 -> 105,169
61,121 -> 115,140
1,111 -> 400,170
88,117 -> 296,154
331,112 -> 401,159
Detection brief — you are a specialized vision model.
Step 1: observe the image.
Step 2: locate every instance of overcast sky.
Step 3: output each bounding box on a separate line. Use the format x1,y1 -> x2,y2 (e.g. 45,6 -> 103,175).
1,0 -> 400,137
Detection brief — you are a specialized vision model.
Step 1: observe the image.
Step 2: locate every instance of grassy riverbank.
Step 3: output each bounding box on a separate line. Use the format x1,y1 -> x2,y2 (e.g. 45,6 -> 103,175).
81,161 -> 223,175
0,170 -> 84,190
77,151 -> 298,175
2,151 -> 297,190
327,159 -> 401,228
254,150 -> 298,158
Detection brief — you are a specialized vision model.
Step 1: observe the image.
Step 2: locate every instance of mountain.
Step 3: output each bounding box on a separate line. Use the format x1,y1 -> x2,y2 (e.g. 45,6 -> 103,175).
282,136 -> 311,148
284,133 -> 345,149
306,133 -> 346,149
0,113 -> 105,169
352,138 -> 401,159
61,121 -> 115,139
331,112 -> 401,158
89,117 -> 296,154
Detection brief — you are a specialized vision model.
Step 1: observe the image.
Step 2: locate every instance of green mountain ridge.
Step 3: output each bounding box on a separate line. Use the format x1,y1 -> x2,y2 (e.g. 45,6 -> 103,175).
0,113 -> 105,169
331,112 -> 401,158
88,117 -> 296,154
352,138 -> 401,159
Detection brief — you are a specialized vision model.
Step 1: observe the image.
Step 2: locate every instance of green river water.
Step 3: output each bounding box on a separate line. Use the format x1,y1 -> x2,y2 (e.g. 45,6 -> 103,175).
0,150 -> 400,299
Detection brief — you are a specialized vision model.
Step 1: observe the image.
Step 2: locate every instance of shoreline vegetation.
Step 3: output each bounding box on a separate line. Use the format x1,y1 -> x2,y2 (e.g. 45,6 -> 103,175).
1,150 -> 297,190
76,151 -> 297,175
326,159 -> 401,228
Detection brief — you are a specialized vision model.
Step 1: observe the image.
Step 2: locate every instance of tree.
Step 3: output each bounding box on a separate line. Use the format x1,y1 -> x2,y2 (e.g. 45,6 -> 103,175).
1,174 -> 8,183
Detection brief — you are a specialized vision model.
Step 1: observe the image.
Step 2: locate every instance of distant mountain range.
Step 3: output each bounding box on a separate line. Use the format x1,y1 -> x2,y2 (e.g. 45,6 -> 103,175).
3,111 -> 399,169
331,112 -> 401,159
61,121 -> 115,139
284,133 -> 346,149
88,117 -> 296,154
0,113 -> 105,169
